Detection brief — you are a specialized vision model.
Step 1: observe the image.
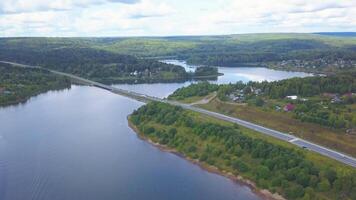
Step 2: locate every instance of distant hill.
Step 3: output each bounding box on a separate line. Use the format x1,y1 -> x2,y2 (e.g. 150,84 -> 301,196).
1,33 -> 356,73
314,32 -> 356,37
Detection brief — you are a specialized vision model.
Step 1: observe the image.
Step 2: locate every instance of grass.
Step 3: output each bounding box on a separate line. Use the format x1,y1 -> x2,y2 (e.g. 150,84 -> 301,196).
175,92 -> 216,104
184,109 -> 355,173
198,99 -> 356,157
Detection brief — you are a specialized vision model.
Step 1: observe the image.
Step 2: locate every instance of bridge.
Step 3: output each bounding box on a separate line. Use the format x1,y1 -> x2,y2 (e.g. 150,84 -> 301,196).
2,60 -> 356,168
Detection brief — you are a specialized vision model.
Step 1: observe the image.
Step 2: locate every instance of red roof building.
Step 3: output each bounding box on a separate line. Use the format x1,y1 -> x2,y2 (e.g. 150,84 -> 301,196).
284,103 -> 295,112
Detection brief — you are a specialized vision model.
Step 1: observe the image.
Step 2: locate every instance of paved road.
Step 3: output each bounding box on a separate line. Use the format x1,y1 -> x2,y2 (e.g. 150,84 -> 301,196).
2,61 -> 356,168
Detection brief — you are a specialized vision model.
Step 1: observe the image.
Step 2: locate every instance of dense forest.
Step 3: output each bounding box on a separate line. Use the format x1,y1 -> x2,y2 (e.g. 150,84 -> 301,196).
0,44 -> 191,84
0,63 -> 71,106
130,102 -> 356,200
168,73 -> 356,130
1,33 -> 356,73
0,40 -> 222,83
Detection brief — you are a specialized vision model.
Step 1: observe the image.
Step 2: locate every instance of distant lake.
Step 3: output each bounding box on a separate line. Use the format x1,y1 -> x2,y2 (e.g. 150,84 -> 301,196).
0,62 -> 311,200
116,60 -> 312,98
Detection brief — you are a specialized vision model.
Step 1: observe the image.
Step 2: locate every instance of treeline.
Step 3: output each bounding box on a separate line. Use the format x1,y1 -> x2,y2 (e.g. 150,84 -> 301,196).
0,63 -> 71,106
176,39 -> 356,68
194,66 -> 220,77
170,73 -> 355,99
249,73 -> 355,99
130,102 -> 356,200
0,45 -> 190,84
0,40 -> 221,84
168,82 -> 218,100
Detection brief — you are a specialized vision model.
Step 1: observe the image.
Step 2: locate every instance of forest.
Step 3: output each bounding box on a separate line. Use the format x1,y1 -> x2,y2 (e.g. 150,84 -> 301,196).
0,44 -> 191,84
0,63 -> 71,106
130,102 -> 356,200
1,33 -> 356,73
0,41 -> 222,83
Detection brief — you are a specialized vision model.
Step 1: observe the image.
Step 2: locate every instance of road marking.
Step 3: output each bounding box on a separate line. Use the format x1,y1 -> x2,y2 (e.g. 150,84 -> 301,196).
289,138 -> 299,143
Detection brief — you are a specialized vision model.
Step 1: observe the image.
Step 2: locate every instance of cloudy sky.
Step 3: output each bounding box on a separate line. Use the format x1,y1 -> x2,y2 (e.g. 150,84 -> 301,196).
0,0 -> 355,37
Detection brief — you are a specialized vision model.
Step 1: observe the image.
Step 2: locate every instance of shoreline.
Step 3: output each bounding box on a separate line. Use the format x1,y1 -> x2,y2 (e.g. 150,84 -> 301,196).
127,117 -> 285,200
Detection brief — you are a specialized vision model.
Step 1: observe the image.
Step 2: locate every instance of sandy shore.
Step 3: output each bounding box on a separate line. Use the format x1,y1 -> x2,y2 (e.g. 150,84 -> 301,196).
127,117 -> 285,200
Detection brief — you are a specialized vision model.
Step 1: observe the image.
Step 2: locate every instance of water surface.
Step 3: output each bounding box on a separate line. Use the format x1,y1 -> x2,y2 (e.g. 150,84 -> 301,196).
0,63 -> 312,200
117,60 -> 312,98
0,86 -> 261,200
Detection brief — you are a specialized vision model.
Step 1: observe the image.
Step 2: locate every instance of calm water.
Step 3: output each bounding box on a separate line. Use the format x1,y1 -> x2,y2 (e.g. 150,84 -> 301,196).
0,86 -> 261,200
117,60 -> 312,98
0,63 -> 311,200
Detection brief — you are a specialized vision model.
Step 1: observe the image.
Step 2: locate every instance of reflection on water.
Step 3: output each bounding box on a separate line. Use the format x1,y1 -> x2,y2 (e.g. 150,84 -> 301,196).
0,86 -> 261,200
0,62 -> 312,200
116,60 -> 312,98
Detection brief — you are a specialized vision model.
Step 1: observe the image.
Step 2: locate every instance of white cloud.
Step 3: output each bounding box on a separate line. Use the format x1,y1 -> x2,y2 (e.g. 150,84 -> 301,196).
0,0 -> 355,37
0,0 -> 139,14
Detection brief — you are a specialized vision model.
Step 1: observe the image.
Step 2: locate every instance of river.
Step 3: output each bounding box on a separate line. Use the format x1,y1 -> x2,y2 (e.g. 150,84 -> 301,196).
0,61 -> 311,200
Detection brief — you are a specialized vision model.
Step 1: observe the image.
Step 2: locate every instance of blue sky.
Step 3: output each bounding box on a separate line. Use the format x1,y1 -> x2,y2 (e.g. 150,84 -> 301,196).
0,0 -> 355,37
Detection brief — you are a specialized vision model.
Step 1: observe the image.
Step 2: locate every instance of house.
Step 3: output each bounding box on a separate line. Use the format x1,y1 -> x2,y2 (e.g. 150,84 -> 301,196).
284,103 -> 295,112
331,96 -> 342,103
323,93 -> 337,98
229,90 -> 245,102
286,95 -> 298,100
254,89 -> 262,95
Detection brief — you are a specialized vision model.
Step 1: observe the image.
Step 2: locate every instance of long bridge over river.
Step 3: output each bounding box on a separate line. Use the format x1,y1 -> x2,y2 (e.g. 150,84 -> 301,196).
2,60 -> 356,168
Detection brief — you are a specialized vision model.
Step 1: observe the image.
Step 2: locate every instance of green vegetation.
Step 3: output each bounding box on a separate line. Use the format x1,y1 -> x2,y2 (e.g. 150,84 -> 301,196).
168,82 -> 218,100
194,66 -> 220,77
0,63 -> 71,106
0,39 -> 222,83
168,73 -> 356,156
216,72 -> 356,130
0,45 -> 190,84
1,33 -> 356,74
130,102 -> 356,200
170,73 -> 356,130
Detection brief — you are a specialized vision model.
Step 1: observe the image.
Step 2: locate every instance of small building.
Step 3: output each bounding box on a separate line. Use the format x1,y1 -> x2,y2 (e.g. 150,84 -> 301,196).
323,93 -> 337,98
254,89 -> 262,95
331,96 -> 342,103
286,95 -> 298,100
284,103 -> 295,112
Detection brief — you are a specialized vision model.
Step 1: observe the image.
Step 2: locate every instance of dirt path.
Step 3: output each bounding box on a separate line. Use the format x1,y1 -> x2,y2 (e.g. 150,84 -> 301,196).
190,92 -> 217,105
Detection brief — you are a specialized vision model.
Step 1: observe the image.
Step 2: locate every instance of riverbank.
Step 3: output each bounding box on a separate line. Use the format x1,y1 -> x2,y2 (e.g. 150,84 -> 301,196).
0,87 -> 71,108
0,63 -> 71,107
127,117 -> 284,200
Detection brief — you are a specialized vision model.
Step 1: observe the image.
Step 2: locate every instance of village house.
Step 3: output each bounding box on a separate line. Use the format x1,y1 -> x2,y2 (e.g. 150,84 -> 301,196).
0,87 -> 12,95
331,96 -> 342,103
286,95 -> 298,100
229,89 -> 245,102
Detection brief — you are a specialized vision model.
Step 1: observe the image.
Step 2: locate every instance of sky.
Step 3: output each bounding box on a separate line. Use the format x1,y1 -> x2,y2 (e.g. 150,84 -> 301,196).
0,0 -> 356,37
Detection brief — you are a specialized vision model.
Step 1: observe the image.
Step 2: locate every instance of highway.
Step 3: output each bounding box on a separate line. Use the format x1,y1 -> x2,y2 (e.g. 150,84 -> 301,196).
2,60 -> 356,168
